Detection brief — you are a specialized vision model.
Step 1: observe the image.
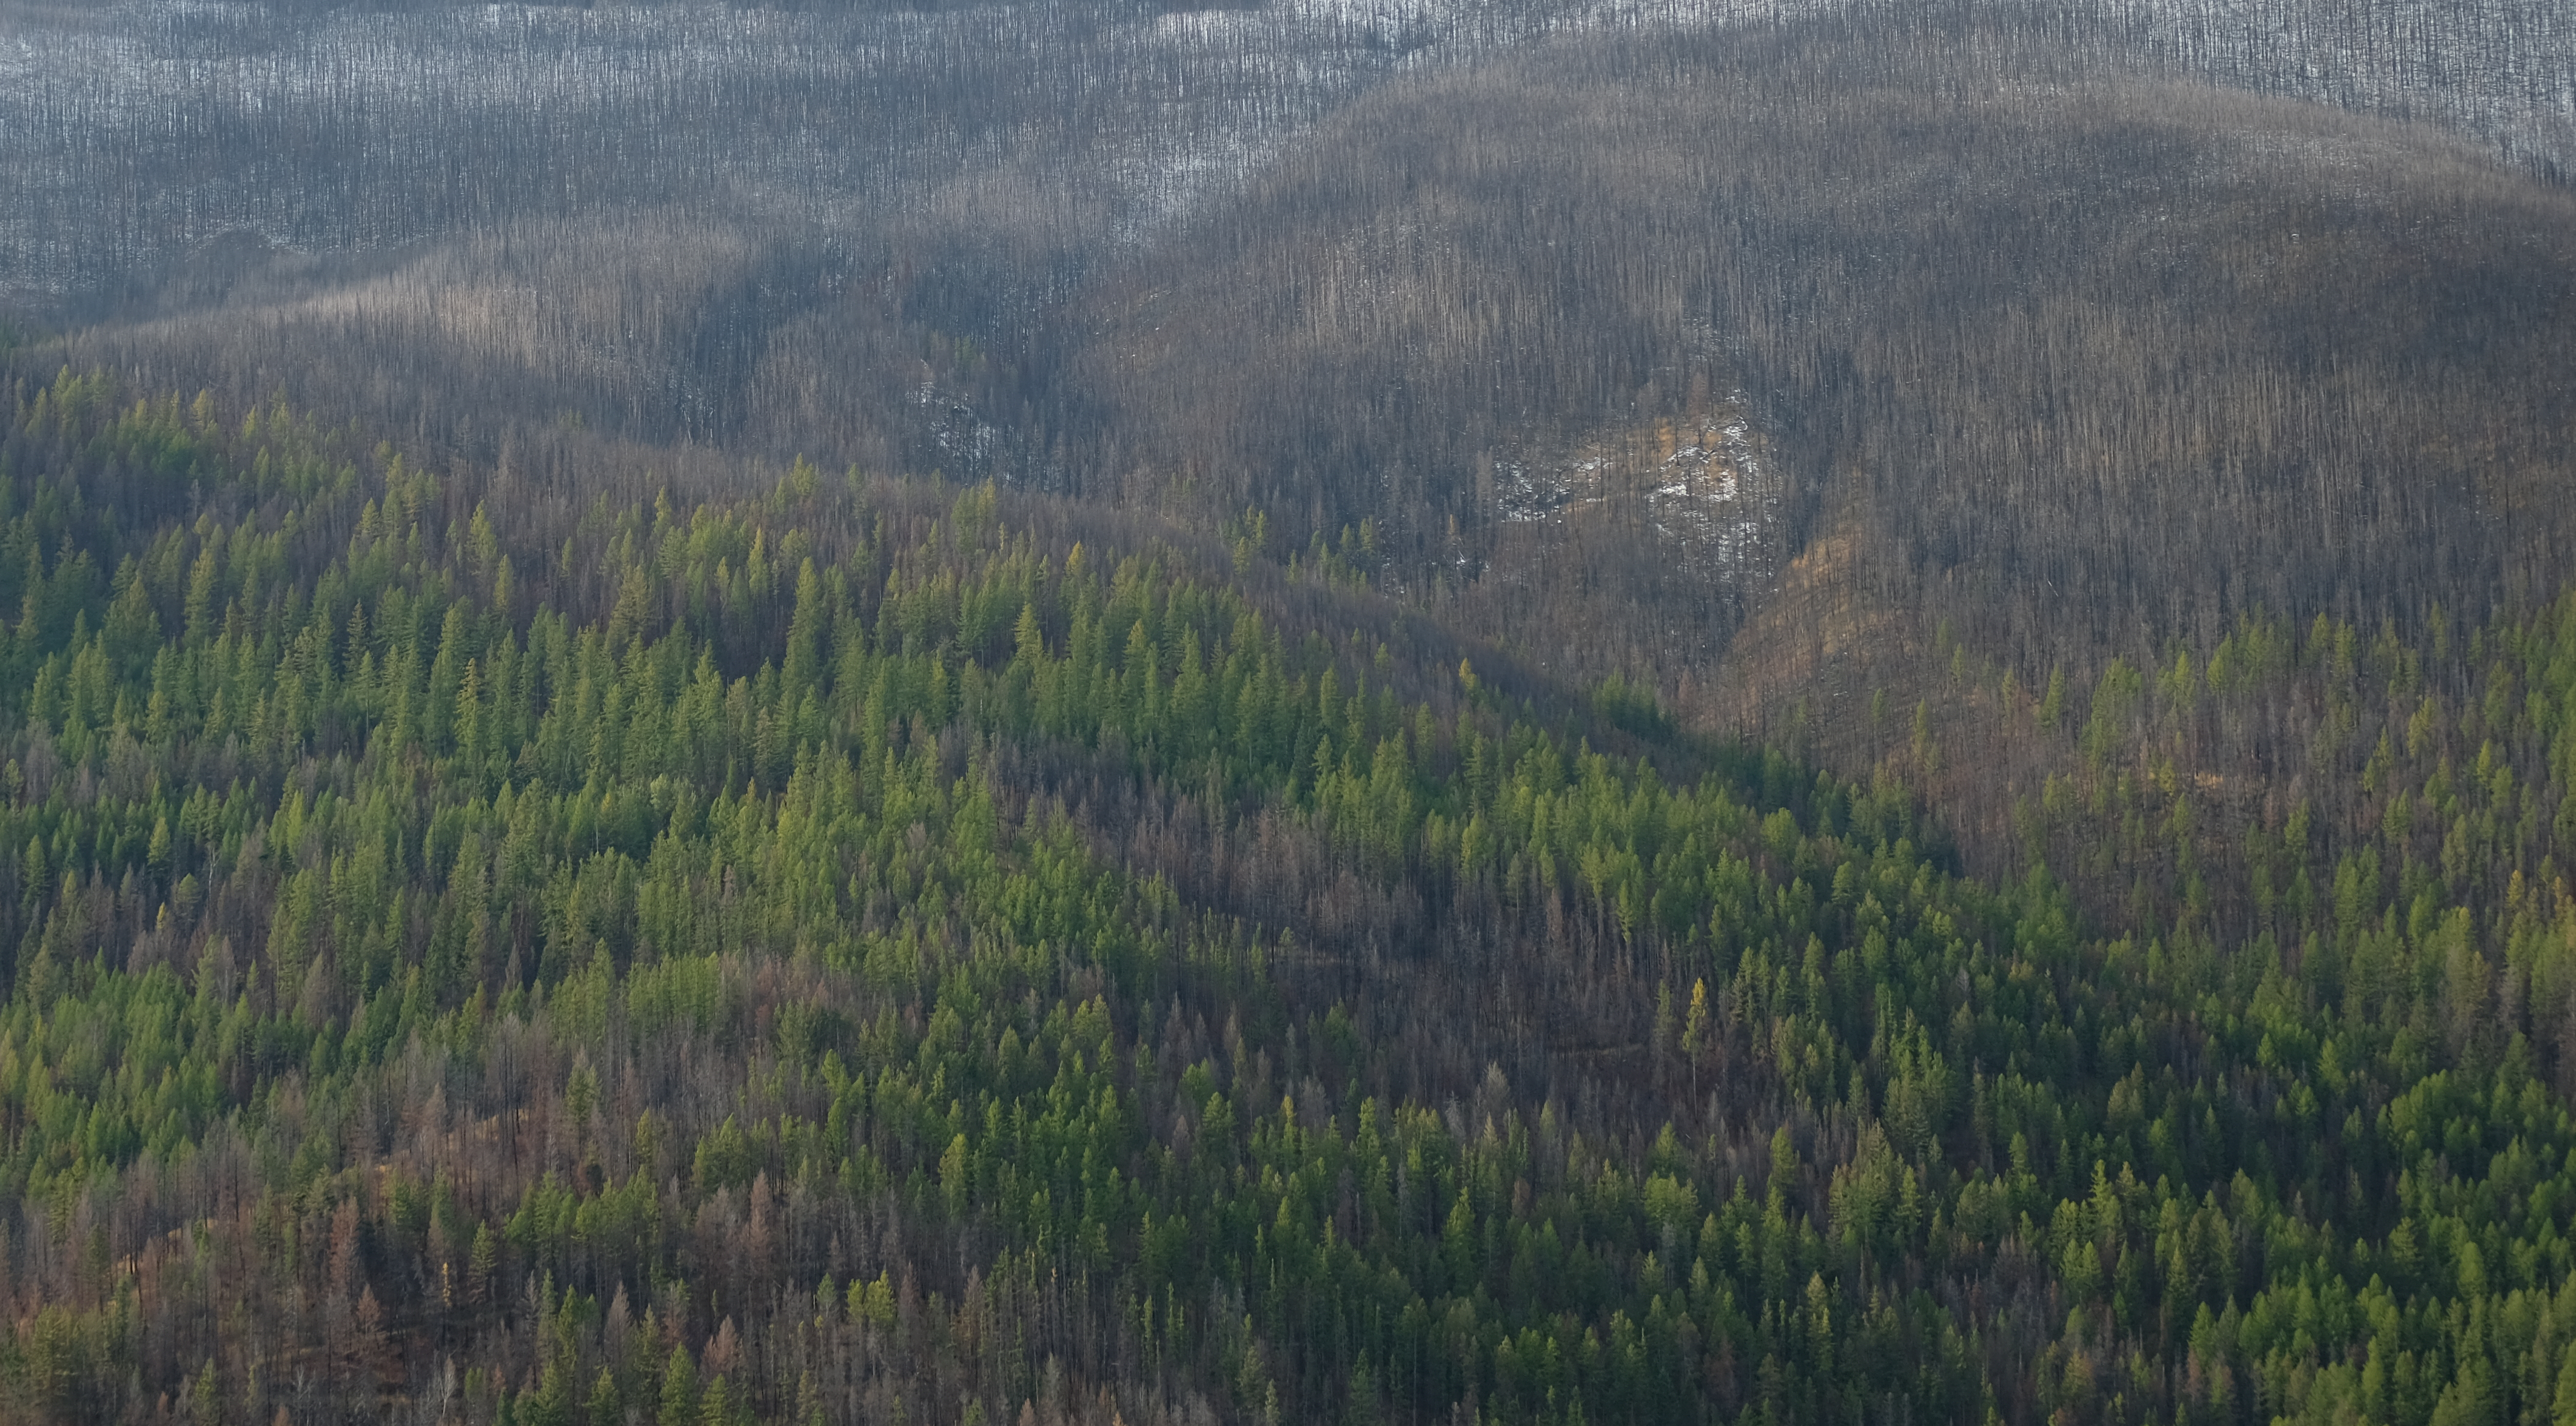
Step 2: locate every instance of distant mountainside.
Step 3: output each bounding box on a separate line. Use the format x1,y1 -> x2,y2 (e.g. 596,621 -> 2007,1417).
2,0 -> 2569,930
6,0 -> 2572,920
12,7 -> 2568,607
1072,21 -> 2576,659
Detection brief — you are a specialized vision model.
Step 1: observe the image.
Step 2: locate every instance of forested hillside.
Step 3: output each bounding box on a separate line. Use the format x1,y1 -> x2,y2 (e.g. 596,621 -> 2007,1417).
5,0 -> 2576,1422
4,369 -> 2576,1425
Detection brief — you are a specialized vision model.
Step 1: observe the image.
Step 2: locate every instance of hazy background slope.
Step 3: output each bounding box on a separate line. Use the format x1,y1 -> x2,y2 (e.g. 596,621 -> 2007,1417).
1052,19 -> 2576,683
5,0 -> 2574,881
6,0 -> 2571,440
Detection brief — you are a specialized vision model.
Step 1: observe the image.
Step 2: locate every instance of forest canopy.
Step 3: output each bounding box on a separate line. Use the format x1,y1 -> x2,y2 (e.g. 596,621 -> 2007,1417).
2,363 -> 2576,1425
2,1 -> 2574,1424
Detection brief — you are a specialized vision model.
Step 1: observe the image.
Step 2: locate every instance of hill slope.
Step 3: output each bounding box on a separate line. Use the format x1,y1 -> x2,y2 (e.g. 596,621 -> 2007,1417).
3,4 -> 2576,1424
1062,21 -> 2576,670
4,368 -> 2576,1425
35,14 -> 2572,764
